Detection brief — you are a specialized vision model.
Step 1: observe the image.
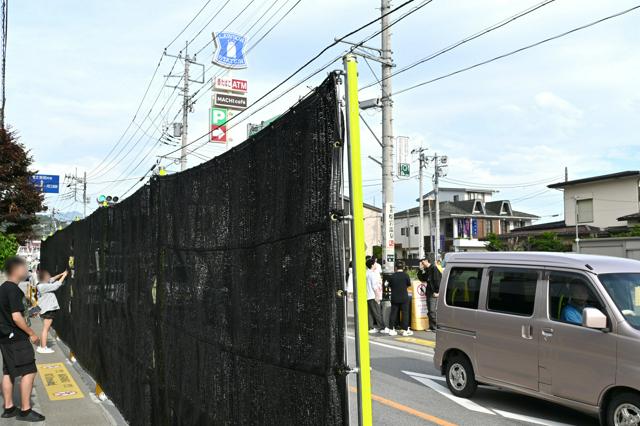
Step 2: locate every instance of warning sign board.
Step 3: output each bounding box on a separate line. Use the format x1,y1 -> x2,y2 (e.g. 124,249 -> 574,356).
37,363 -> 85,401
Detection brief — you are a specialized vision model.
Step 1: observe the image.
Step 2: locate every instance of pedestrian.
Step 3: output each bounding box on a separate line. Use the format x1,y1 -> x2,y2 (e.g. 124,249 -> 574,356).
371,256 -> 383,301
35,269 -> 68,354
419,258 -> 441,331
0,256 -> 45,422
387,261 -> 413,336
345,261 -> 353,301
366,259 -> 389,334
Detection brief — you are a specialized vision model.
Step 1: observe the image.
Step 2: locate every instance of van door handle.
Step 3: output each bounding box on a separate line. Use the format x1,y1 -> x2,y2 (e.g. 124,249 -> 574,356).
541,328 -> 554,338
521,325 -> 533,339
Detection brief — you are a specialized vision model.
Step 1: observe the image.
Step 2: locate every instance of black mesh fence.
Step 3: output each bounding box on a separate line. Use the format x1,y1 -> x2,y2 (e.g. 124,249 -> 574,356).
41,73 -> 348,425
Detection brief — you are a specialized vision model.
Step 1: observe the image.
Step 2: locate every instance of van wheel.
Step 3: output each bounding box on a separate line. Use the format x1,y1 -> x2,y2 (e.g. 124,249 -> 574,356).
607,392 -> 640,426
445,354 -> 477,398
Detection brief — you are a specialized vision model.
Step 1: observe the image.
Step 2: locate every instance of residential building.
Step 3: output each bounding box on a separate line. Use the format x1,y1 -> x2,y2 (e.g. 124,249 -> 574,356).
342,197 -> 382,259
548,170 -> 640,229
394,188 -> 538,258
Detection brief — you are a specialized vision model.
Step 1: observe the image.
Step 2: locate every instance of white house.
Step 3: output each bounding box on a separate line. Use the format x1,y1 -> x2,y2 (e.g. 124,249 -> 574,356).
548,171 -> 640,229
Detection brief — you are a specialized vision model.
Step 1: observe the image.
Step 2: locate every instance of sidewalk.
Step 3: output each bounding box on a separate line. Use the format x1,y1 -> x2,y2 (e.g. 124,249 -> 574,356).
0,318 -> 127,426
346,298 -> 437,350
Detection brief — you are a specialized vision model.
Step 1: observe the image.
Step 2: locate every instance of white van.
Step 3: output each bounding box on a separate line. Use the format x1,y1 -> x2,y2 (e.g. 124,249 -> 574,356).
434,252 -> 640,426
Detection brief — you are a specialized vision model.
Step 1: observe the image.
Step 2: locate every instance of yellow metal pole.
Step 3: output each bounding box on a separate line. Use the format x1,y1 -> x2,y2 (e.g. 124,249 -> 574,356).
344,53 -> 373,426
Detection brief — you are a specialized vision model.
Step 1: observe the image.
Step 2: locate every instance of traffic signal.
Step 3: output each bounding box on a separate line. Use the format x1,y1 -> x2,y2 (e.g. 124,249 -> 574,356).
96,195 -> 119,207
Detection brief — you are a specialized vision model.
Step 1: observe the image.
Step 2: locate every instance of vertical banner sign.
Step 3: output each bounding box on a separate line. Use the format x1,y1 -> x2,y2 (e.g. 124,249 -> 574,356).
384,203 -> 395,263
472,218 -> 478,238
396,136 -> 410,178
210,108 -> 228,143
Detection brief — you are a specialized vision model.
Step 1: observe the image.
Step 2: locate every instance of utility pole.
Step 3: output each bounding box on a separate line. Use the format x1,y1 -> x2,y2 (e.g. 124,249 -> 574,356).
381,0 -> 395,272
412,147 -> 427,259
420,152 -> 447,259
165,43 -> 204,171
574,195 -> 580,253
83,171 -> 87,218
64,170 -> 88,217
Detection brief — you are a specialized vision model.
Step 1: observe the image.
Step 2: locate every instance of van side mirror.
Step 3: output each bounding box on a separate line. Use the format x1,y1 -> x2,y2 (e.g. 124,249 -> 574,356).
582,307 -> 607,329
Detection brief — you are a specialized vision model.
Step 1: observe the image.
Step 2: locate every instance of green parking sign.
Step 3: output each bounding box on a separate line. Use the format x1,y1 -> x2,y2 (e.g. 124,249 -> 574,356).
399,163 -> 410,177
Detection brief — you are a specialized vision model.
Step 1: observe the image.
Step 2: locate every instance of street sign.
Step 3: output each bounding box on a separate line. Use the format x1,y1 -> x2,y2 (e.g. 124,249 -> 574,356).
213,77 -> 248,93
212,93 -> 247,110
210,107 -> 228,143
398,163 -> 410,177
212,32 -> 248,69
211,125 -> 227,143
31,174 -> 60,193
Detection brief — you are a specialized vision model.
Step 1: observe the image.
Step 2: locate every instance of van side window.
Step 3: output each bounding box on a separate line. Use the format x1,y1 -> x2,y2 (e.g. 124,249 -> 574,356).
445,268 -> 483,309
487,269 -> 539,316
549,272 -> 605,326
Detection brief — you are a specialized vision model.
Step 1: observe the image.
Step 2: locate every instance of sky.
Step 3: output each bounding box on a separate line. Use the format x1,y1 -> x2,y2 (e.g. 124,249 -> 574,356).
6,0 -> 640,222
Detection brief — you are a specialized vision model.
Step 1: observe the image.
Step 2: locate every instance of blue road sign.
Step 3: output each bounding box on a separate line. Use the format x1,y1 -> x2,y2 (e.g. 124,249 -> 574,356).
31,174 -> 60,193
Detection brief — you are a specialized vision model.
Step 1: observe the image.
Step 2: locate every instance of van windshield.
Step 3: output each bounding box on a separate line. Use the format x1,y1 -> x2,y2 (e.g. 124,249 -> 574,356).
598,273 -> 640,330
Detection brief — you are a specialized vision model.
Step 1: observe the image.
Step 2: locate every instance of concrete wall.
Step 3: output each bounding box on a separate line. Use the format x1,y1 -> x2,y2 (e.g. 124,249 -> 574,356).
562,177 -> 640,228
576,237 -> 640,261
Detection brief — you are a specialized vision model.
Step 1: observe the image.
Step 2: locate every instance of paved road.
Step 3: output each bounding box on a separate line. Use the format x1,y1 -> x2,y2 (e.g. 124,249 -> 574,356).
346,332 -> 600,426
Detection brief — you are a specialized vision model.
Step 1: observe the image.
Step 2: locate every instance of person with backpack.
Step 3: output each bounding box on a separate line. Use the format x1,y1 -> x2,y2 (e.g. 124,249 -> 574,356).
0,256 -> 45,422
35,269 -> 67,354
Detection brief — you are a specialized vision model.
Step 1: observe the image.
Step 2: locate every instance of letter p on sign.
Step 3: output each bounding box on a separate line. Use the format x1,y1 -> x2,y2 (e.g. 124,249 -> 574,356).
210,108 -> 228,126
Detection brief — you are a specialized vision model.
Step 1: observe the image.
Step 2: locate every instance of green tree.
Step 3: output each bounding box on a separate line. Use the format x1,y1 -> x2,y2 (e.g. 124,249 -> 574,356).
483,232 -> 505,251
0,128 -> 45,243
0,233 -> 18,269
526,232 -> 568,252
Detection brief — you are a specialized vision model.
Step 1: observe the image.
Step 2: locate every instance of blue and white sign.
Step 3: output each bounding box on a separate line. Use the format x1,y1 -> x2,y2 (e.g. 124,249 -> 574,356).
31,174 -> 60,193
212,32 -> 248,69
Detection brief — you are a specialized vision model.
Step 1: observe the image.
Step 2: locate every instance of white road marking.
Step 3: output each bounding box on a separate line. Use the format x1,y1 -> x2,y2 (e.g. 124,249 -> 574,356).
491,409 -> 576,426
403,370 -> 578,426
346,335 -> 434,358
403,370 -> 496,415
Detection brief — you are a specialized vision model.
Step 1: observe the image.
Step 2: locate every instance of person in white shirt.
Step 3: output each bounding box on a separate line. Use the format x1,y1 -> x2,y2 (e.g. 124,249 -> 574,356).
366,259 -> 389,334
35,269 -> 67,354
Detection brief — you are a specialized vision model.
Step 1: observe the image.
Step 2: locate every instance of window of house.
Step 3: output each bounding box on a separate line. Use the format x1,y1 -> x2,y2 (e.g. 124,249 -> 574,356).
576,198 -> 594,223
487,269 -> 539,316
414,226 -> 419,235
400,228 -> 406,236
453,195 -> 460,202
445,267 -> 483,309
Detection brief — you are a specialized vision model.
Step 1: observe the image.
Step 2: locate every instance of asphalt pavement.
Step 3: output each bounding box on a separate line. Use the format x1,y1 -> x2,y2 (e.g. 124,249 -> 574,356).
346,323 -> 600,426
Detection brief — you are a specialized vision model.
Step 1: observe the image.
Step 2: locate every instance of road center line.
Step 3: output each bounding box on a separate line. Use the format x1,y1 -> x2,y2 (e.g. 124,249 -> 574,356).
349,386 -> 457,426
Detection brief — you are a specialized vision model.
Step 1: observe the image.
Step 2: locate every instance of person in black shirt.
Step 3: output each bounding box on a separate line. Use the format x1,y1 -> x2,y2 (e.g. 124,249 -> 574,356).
419,258 -> 441,331
0,256 -> 44,422
387,261 -> 413,336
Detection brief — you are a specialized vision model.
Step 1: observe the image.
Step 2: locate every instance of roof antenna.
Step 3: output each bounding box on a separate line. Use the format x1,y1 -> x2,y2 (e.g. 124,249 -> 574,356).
565,166 -> 568,182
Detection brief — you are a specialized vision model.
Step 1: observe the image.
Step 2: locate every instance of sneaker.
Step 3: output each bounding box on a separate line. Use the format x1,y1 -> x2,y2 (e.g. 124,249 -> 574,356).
402,329 -> 414,337
380,328 -> 390,334
368,328 -> 379,334
1,407 -> 18,418
388,329 -> 397,336
36,347 -> 54,354
16,409 -> 45,422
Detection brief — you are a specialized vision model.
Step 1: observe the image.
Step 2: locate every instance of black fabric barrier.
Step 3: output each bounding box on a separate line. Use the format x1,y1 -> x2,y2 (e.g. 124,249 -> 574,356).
41,73 -> 347,425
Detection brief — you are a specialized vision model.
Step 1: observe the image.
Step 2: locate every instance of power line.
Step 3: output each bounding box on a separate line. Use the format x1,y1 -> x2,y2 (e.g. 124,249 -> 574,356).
194,0 -> 257,56
393,4 -> 640,97
441,175 -> 563,188
165,0 -> 214,49
187,0 -> 233,47
163,0 -> 423,159
360,0 -> 556,91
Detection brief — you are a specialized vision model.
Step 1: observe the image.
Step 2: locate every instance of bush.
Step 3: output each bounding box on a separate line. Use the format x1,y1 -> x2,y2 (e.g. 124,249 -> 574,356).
526,232 -> 569,252
483,232 -> 505,251
0,233 -> 18,270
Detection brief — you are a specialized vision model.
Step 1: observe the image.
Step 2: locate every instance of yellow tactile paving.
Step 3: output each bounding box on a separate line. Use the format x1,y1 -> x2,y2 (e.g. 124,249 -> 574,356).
37,362 -> 85,401
395,336 -> 436,348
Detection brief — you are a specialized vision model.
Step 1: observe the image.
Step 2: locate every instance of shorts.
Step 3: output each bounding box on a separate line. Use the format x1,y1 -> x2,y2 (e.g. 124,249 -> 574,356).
0,339 -> 37,379
40,310 -> 58,320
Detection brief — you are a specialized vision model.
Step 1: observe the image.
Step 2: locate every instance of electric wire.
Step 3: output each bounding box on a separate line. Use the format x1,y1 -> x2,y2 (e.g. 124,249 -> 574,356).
360,0 -> 556,91
393,4 -> 640,97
